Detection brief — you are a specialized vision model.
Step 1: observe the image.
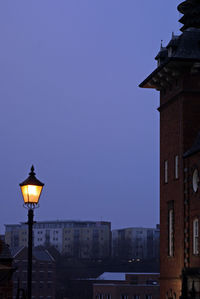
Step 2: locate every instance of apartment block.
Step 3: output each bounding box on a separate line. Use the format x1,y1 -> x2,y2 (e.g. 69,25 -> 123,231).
112,226 -> 159,260
5,220 -> 111,259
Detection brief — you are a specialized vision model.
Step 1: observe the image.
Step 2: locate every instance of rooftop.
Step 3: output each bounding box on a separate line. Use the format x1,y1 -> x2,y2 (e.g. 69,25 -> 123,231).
0,240 -> 12,260
5,219 -> 110,227
140,28 -> 200,90
13,247 -> 54,262
96,272 -> 160,281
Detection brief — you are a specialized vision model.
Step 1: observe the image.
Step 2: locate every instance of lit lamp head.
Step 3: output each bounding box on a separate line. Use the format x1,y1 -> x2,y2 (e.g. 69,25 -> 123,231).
19,165 -> 44,208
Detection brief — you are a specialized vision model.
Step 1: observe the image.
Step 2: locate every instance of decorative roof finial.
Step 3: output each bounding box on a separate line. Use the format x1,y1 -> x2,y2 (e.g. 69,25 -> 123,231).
160,40 -> 163,50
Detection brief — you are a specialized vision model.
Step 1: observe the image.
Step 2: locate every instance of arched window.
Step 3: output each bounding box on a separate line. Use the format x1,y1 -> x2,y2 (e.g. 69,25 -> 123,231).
193,218 -> 199,255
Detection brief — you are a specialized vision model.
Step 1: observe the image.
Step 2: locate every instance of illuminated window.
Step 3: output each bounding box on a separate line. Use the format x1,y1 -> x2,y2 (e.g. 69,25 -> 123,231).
193,218 -> 199,255
164,160 -> 168,183
175,155 -> 179,179
168,207 -> 174,257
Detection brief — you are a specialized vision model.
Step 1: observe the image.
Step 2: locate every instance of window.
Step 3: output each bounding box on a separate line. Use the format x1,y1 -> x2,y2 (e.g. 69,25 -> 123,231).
146,296 -> 152,299
168,205 -> 174,257
121,296 -> 128,299
168,47 -> 173,57
175,155 -> 179,179
164,160 -> 168,183
133,296 -> 140,299
146,280 -> 158,285
193,218 -> 199,255
192,169 -> 199,192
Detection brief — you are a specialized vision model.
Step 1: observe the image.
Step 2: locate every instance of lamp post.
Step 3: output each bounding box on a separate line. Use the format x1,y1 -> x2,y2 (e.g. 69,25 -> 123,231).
19,165 -> 44,299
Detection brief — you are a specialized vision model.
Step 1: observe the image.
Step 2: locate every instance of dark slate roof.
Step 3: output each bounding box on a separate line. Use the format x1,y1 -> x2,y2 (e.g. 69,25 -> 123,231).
183,131 -> 200,158
166,35 -> 179,49
33,248 -> 54,262
11,246 -> 24,258
13,246 -> 54,262
0,240 -> 12,260
155,28 -> 200,64
173,28 -> 200,59
156,28 -> 200,63
155,47 -> 168,60
140,28 -> 200,89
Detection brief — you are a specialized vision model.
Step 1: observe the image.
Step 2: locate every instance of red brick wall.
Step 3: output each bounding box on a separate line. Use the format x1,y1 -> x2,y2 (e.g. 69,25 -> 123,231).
160,93 -> 184,299
184,152 -> 200,268
0,240 -> 13,299
13,248 -> 56,298
93,284 -> 160,299
159,71 -> 200,298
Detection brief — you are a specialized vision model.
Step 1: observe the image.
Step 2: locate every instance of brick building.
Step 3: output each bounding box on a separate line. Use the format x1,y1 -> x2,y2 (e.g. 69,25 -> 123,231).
140,0 -> 200,297
5,220 -> 111,259
13,247 -> 56,299
93,272 -> 160,299
0,239 -> 13,299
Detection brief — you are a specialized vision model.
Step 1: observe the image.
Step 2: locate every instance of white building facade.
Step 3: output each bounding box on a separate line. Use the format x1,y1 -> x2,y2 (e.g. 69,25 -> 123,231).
112,225 -> 160,260
5,220 -> 111,259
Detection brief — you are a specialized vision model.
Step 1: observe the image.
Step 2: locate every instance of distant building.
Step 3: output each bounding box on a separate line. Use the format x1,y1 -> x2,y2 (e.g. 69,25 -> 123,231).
93,272 -> 160,299
5,220 -> 111,259
0,239 -> 13,298
112,225 -> 159,260
13,246 -> 56,298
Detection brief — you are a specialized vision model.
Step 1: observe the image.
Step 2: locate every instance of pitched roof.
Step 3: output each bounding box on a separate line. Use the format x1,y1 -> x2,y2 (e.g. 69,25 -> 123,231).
96,272 -> 160,281
33,248 -> 54,262
140,28 -> 200,90
0,240 -> 12,260
13,246 -> 54,262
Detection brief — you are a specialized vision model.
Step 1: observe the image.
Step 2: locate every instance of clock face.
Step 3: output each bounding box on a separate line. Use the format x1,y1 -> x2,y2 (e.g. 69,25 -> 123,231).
193,169 -> 199,193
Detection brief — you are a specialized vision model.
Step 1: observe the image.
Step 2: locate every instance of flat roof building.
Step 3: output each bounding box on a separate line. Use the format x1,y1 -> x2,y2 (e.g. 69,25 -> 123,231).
5,220 -> 111,259
93,272 -> 160,299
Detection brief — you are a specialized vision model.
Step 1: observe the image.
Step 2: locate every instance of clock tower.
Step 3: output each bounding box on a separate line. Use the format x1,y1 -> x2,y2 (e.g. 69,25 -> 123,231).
140,1 -> 200,298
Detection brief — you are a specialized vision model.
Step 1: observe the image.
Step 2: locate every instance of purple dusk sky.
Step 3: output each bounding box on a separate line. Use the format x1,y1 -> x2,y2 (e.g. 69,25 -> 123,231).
0,1 -> 180,233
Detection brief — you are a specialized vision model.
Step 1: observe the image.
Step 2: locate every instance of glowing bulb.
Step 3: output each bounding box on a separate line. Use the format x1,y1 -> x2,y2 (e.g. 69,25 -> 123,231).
21,185 -> 43,204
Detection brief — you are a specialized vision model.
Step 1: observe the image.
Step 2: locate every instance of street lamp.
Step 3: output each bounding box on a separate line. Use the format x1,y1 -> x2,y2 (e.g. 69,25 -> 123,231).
19,165 -> 44,299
